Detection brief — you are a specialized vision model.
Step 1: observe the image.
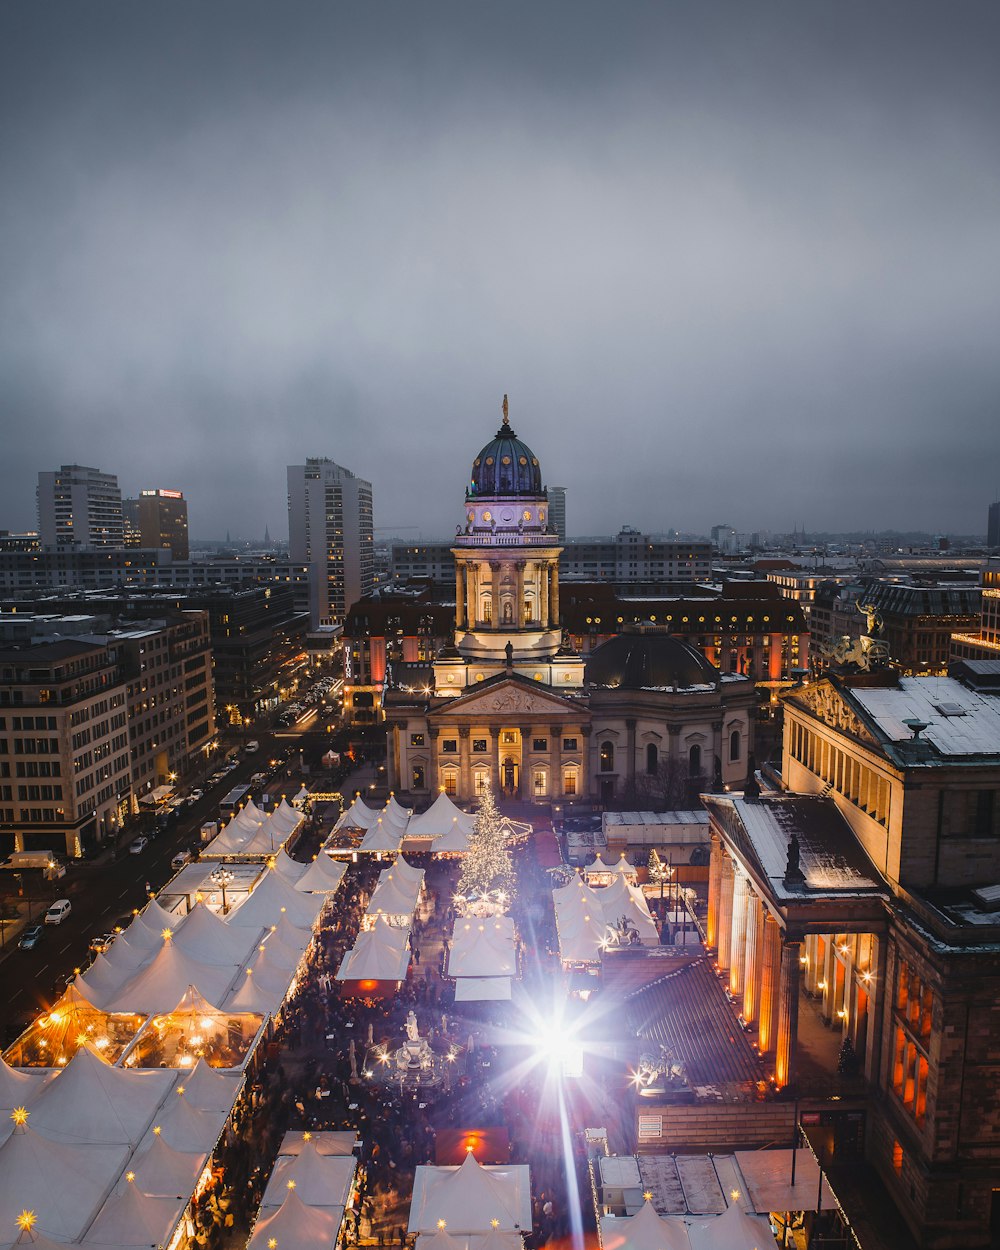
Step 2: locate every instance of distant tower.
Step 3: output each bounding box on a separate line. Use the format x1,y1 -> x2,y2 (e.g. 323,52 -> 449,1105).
37,465 -> 123,549
548,486 -> 567,541
288,458 -> 375,626
136,488 -> 188,559
989,500 -> 1000,550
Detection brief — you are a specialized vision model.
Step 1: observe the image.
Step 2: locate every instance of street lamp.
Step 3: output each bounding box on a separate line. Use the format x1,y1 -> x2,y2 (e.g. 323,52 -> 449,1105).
210,867 -> 235,915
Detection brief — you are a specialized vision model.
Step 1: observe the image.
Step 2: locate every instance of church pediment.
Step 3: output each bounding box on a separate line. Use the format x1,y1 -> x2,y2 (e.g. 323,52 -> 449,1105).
786,681 -> 880,748
430,676 -> 583,720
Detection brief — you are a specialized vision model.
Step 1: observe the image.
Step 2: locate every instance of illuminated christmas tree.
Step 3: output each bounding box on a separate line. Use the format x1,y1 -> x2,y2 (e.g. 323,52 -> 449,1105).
458,780 -> 514,905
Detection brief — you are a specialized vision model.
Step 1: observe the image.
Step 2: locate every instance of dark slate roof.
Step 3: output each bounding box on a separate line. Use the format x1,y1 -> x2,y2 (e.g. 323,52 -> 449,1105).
469,417 -> 543,498
585,632 -> 718,690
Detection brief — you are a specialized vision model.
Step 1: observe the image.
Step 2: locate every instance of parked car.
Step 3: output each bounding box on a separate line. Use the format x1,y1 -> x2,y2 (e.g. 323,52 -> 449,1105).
187,788 -> 204,804
170,850 -> 193,870
129,835 -> 149,855
245,740 -> 260,753
19,924 -> 44,950
88,932 -> 115,954
44,898 -> 72,925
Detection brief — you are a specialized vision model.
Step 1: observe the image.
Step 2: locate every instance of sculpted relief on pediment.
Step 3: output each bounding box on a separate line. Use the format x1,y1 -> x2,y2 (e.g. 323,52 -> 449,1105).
792,683 -> 879,746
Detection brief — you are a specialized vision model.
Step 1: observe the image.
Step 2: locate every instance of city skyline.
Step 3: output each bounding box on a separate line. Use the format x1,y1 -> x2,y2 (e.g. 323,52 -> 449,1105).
2,3 -> 1000,540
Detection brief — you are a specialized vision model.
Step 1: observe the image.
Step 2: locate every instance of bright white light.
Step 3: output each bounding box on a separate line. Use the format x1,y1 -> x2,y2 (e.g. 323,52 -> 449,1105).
535,1023 -> 584,1080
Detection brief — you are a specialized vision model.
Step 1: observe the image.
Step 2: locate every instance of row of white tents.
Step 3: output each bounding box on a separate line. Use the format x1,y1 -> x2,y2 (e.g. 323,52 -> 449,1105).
601,1197 -> 773,1250
336,857 -> 426,985
330,792 -> 476,855
0,847 -> 346,1248
246,1131 -> 358,1250
553,873 -> 660,965
203,797 -> 305,859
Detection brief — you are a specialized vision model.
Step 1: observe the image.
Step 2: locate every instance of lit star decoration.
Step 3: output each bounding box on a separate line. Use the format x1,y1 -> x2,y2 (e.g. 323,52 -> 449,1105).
11,1107 -> 28,1126
437,1221 -> 447,1231
642,1191 -> 653,1202
161,928 -> 173,942
17,1211 -> 36,1233
268,1240 -> 278,1250
287,1180 -> 296,1190
126,1172 -> 136,1183
491,1220 -> 500,1230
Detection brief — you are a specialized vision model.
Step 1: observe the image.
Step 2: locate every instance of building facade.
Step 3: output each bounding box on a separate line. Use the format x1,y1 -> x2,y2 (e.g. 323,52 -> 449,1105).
136,488 -> 189,559
383,402 -> 755,804
0,639 -> 131,857
287,458 -> 375,626
37,465 -> 124,550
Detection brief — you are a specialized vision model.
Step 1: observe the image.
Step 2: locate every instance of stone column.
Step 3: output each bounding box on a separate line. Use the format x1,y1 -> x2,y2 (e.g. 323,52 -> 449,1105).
387,724 -> 399,791
550,563 -> 560,628
540,560 -> 550,627
728,867 -> 750,998
520,726 -> 532,799
706,832 -> 723,949
549,725 -> 561,802
490,562 -> 501,628
515,561 -> 526,627
717,854 -> 735,972
469,563 -> 480,627
742,897 -> 763,1025
711,719 -> 723,787
758,912 -> 781,1056
775,937 -> 802,1089
427,726 -> 440,794
580,725 -> 592,799
458,727 -> 471,799
489,726 -> 501,792
455,563 -> 466,631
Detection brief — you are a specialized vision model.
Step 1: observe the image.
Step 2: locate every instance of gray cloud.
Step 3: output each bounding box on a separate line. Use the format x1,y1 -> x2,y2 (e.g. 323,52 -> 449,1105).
2,2 -> 999,540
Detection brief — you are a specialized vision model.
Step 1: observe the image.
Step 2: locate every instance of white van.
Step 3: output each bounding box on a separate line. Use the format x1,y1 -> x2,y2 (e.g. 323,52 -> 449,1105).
44,898 -> 72,925
245,740 -> 260,753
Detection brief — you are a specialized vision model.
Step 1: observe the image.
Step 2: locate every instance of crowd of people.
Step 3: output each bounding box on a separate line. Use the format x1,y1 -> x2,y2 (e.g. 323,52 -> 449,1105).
188,829 -> 589,1250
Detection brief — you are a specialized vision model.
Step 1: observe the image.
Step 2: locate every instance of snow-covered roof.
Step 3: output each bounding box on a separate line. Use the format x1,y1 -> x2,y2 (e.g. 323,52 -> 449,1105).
851,676 -> 1000,759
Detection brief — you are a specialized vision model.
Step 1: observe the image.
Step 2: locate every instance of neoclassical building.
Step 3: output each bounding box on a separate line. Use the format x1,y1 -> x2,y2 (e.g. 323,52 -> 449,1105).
383,401 -> 756,804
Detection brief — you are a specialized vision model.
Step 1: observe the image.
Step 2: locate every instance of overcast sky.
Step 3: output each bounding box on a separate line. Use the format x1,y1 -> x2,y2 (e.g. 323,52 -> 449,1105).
2,2 -> 999,542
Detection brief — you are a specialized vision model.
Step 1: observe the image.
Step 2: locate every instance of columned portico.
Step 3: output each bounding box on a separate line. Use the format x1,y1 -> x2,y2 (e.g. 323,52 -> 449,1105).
728,867 -> 751,998
775,936 -> 802,1088
758,911 -> 781,1056
707,832 -> 722,949
717,854 -> 735,973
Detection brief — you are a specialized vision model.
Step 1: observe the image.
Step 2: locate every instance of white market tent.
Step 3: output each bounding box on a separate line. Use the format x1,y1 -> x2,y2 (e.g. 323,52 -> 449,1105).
454,978 -> 512,1002
384,794 -> 412,824
108,940 -> 237,1014
358,816 -> 404,855
226,867 -> 325,931
553,874 -> 658,964
154,1088 -> 230,1152
584,854 -> 638,884
687,1202 -> 774,1250
262,1138 -> 356,1211
433,818 -> 474,854
114,1131 -> 202,1197
336,918 -> 411,983
248,1190 -> 343,1250
365,865 -> 422,925
273,848 -> 310,883
335,796 -> 380,831
407,792 -> 476,840
173,901 -> 260,967
597,876 -> 660,946
295,853 -> 347,894
448,917 -> 516,979
600,1201 -> 691,1250
28,1043 -> 175,1146
82,1175 -> 187,1248
0,1122 -> 130,1241
408,1154 -> 532,1235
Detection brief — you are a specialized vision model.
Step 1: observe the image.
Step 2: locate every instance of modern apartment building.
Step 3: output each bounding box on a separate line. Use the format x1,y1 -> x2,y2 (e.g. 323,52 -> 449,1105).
287,458 -> 375,626
135,489 -> 190,559
37,465 -> 124,549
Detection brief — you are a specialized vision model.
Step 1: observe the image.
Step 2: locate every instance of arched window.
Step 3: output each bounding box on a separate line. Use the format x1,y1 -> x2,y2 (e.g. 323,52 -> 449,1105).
411,764 -> 425,790
600,741 -> 614,772
689,744 -> 702,777
646,743 -> 658,775
729,730 -> 741,762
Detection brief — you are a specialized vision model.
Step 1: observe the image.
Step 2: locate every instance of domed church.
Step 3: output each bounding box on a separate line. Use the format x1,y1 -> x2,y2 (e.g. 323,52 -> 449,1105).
383,398 -> 756,804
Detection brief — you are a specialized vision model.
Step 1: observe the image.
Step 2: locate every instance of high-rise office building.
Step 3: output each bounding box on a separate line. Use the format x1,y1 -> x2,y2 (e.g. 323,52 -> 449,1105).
548,486 -> 567,541
287,458 -> 374,626
136,488 -> 189,559
989,500 -> 1000,549
37,464 -> 123,549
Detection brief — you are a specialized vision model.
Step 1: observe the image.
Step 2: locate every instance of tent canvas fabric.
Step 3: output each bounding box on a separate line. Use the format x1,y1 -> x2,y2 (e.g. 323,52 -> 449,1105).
262,1140 -> 356,1210
336,920 -> 411,983
179,1059 -> 244,1112
172,902 -> 259,967
336,797 -> 379,831
295,853 -> 347,894
600,1202 -> 692,1250
408,1154 -> 532,1234
273,848 -> 310,882
82,1178 -> 186,1247
406,793 -> 474,840
77,951 -> 129,1007
108,941 -> 236,1014
359,818 -> 404,853
27,1044 -> 175,1146
248,1190 -> 343,1250
431,818 -> 474,854
687,1202 -> 774,1250
154,1091 -> 228,1152
453,977 -> 512,1002
448,918 -> 516,978
389,856 -> 425,888
114,1133 -> 203,1198
224,965 -> 283,1014
226,868 -> 325,931
366,867 -> 421,921
0,1124 -> 130,1241
0,1055 -> 47,1111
